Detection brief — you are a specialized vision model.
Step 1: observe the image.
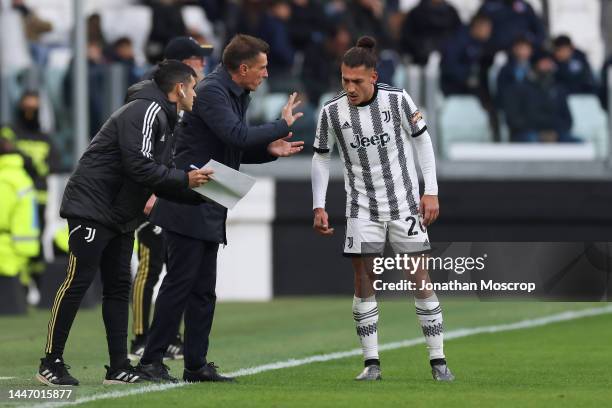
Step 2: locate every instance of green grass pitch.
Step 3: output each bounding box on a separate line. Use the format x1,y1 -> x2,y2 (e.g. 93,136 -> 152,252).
0,298 -> 610,407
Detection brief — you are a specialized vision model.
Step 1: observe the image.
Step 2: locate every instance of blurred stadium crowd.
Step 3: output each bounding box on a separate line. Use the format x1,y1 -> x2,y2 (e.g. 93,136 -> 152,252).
1,0 -> 612,311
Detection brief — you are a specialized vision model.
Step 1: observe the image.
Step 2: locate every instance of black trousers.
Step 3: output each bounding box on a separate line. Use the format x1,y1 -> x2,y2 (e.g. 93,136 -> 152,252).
132,222 -> 165,338
141,231 -> 218,370
45,219 -> 134,367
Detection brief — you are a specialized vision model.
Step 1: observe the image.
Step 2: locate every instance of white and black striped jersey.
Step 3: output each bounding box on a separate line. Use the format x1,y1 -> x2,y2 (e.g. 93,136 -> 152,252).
313,83 -> 434,222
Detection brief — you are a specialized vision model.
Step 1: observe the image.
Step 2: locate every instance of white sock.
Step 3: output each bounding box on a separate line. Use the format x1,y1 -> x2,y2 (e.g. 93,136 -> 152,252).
352,295 -> 379,362
415,293 -> 445,361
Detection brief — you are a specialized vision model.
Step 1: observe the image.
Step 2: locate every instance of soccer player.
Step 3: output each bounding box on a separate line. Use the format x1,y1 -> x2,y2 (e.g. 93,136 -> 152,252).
36,61 -> 212,386
311,36 -> 454,382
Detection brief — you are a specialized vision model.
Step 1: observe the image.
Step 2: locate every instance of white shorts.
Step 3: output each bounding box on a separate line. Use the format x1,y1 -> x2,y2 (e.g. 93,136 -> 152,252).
343,216 -> 431,257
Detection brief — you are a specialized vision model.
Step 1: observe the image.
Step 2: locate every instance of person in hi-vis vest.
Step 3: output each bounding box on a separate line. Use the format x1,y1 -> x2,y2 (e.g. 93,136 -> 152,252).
0,136 -> 40,284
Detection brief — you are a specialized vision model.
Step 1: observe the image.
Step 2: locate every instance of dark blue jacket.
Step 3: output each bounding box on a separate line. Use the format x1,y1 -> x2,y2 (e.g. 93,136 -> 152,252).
554,49 -> 597,95
440,26 -> 491,95
496,58 -> 531,105
478,0 -> 545,52
150,64 -> 290,243
502,74 -> 572,137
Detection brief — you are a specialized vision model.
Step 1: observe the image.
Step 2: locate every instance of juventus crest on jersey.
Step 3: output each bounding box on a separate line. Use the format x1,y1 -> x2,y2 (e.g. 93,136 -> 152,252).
314,83 -> 428,222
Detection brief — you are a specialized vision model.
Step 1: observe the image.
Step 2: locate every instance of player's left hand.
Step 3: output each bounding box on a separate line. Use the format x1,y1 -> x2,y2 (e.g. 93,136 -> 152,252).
267,132 -> 304,157
420,195 -> 439,227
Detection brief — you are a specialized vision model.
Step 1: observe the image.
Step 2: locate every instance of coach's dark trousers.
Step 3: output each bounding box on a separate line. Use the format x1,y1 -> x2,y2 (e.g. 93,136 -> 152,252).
141,230 -> 218,370
45,219 -> 133,367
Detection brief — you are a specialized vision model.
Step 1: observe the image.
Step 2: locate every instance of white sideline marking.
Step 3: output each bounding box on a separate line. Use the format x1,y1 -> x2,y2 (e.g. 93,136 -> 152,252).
0,376 -> 15,380
29,305 -> 612,408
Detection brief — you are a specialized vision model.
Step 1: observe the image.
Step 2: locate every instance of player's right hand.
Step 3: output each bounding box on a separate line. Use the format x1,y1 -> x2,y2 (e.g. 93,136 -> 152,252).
188,168 -> 214,188
313,208 -> 334,236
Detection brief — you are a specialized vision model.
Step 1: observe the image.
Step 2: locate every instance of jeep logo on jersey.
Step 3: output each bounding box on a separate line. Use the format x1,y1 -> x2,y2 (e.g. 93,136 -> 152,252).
349,132 -> 391,149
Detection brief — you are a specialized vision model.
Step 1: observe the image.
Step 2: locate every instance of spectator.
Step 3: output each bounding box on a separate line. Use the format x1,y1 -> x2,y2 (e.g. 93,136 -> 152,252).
502,52 -> 580,143
87,13 -> 107,48
301,24 -> 352,106
145,0 -> 187,64
231,0 -> 266,39
12,91 -> 61,232
0,132 -> 39,300
477,0 -> 545,53
600,56 -> 612,110
347,0 -> 392,49
440,14 -> 493,96
496,35 -> 533,105
12,0 -> 53,65
63,40 -> 107,138
441,14 -> 499,138
399,0 -> 462,66
106,37 -> 142,86
552,35 -> 597,95
11,91 -> 61,287
257,0 -> 297,91
288,0 -> 327,52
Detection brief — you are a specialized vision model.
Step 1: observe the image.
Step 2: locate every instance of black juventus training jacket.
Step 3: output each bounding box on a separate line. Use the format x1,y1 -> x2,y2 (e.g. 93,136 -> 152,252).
60,80 -> 196,233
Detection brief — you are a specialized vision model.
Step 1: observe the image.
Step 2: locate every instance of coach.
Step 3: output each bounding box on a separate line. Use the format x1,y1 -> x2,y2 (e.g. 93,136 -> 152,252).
138,34 -> 303,383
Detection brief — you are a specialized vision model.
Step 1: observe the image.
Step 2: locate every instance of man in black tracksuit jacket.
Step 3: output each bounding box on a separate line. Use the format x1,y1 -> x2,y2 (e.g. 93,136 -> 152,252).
37,61 -> 212,387
138,34 -> 304,383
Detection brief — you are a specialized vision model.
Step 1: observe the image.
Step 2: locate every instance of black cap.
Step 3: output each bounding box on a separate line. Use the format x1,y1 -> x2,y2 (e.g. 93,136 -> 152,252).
164,36 -> 213,60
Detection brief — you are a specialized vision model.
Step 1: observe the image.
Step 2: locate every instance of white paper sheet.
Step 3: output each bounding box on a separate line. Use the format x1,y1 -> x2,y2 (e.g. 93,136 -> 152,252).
190,159 -> 256,209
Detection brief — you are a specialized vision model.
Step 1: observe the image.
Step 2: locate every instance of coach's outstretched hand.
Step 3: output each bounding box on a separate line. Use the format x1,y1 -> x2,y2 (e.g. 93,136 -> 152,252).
282,92 -> 304,127
313,208 -> 334,236
268,132 -> 304,157
420,195 -> 439,227
188,168 -> 214,188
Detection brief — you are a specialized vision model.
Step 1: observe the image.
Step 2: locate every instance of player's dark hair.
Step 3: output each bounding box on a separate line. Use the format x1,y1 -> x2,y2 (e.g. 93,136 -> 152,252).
222,34 -> 270,72
342,36 -> 378,69
154,59 -> 196,94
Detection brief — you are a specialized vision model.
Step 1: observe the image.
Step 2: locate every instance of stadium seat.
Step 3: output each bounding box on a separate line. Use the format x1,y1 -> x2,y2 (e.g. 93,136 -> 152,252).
0,10 -> 31,71
568,95 -> 609,158
548,0 -> 604,68
438,95 -> 492,157
100,6 -> 152,65
181,6 -> 218,50
261,93 -> 288,122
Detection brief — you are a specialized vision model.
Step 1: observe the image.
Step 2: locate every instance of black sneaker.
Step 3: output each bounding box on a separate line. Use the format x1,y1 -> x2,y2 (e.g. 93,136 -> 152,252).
183,362 -> 235,383
163,334 -> 184,360
103,360 -> 147,384
129,339 -> 146,361
36,357 -> 79,386
135,361 -> 178,383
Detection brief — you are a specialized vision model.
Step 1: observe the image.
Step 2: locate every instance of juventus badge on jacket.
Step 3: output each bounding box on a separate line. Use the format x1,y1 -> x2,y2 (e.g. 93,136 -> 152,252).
84,227 -> 96,243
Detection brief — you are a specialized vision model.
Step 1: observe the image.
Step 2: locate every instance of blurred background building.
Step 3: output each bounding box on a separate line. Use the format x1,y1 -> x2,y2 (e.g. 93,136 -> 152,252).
0,0 -> 611,312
